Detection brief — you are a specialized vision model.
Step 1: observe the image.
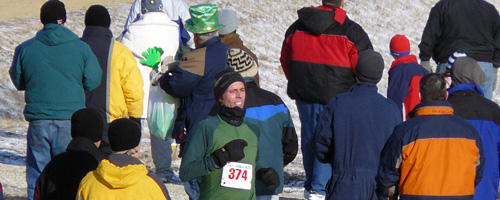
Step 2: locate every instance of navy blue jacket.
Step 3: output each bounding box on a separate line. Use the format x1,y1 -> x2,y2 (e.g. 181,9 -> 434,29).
388,55 -> 428,119
313,82 -> 401,200
159,37 -> 229,137
448,83 -> 500,200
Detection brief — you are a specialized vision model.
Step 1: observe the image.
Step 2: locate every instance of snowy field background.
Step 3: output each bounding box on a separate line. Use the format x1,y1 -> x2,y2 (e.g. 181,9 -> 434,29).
0,0 -> 499,199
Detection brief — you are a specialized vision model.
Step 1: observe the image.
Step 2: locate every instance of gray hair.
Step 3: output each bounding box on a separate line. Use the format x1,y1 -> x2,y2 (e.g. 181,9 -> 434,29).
195,31 -> 219,41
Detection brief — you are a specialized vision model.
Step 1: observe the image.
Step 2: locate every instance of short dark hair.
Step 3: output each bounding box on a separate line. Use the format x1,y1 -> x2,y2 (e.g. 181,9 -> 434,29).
420,73 -> 447,101
323,0 -> 343,7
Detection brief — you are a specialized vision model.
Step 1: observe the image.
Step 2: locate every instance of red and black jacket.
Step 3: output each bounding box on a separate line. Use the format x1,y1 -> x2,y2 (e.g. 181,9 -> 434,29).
280,5 -> 373,104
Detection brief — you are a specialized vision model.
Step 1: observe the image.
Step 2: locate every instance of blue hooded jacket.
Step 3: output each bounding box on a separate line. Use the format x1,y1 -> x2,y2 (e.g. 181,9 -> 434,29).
448,83 -> 500,200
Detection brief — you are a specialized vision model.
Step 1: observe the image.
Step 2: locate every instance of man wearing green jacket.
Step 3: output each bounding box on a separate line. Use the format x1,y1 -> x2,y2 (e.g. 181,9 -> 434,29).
180,68 -> 280,199
9,1 -> 101,199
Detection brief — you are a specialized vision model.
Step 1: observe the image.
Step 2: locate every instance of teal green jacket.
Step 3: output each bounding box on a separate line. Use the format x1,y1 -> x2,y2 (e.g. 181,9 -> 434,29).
10,24 -> 101,121
180,115 -> 259,200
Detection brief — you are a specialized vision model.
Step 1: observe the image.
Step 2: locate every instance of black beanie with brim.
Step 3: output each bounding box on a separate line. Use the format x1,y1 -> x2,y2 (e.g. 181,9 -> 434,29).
213,68 -> 245,101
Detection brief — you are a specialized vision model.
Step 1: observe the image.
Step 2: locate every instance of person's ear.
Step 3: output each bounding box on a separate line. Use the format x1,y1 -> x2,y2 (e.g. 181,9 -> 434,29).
445,91 -> 449,100
57,19 -> 64,25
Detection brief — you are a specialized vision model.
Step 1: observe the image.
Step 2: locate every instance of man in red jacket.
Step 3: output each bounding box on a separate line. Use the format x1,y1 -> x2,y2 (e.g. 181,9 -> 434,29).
280,0 -> 372,199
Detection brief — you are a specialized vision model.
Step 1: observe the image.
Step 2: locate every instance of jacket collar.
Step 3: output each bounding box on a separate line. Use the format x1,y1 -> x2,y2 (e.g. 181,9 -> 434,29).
448,83 -> 484,97
82,26 -> 113,39
390,54 -> 418,70
349,82 -> 378,92
197,37 -> 221,49
409,100 -> 454,118
66,137 -> 107,161
244,77 -> 257,84
220,32 -> 242,45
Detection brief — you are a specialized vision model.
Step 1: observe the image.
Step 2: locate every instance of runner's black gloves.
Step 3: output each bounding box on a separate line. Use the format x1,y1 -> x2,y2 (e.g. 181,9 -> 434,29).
211,139 -> 248,167
256,167 -> 280,190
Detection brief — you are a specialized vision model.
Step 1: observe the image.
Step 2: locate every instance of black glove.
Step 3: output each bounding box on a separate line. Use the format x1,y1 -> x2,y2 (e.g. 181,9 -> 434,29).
211,139 -> 248,167
256,167 -> 280,190
129,117 -> 142,130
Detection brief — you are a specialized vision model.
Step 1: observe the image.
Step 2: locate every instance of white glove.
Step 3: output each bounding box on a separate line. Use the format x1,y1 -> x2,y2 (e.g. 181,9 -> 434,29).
150,56 -> 176,86
150,70 -> 163,86
160,56 -> 178,73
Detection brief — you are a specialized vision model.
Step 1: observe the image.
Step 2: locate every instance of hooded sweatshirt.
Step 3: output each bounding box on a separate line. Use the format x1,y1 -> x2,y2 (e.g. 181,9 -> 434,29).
9,24 -> 102,121
77,154 -> 170,200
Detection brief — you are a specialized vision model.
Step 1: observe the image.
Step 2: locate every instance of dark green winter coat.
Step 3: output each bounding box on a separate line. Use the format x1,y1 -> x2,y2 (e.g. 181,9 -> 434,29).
180,114 -> 259,200
9,23 -> 101,121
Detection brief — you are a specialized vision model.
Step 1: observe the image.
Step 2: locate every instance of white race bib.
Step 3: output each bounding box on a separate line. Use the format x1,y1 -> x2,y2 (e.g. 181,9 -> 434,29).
220,162 -> 253,190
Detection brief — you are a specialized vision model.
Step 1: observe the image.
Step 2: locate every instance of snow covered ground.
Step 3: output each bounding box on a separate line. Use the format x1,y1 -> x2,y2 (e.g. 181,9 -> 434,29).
0,0 -> 499,199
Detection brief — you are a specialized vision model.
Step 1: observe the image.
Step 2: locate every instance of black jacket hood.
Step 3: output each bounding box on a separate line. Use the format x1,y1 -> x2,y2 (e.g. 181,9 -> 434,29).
298,6 -> 345,35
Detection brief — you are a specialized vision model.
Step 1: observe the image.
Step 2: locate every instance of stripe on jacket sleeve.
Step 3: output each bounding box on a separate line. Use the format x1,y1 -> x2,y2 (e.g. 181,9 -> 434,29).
147,172 -> 170,200
245,104 -> 288,121
105,39 -> 114,123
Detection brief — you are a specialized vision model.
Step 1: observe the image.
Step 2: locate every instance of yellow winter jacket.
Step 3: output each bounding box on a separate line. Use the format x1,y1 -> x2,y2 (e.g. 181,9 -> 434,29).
107,41 -> 144,122
77,154 -> 169,200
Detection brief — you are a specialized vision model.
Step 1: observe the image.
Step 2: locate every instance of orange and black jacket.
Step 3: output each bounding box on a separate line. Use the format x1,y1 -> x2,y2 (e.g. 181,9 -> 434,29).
376,100 -> 485,200
280,5 -> 373,105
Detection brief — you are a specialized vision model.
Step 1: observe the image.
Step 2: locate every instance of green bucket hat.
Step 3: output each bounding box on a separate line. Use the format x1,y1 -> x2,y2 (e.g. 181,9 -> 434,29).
185,4 -> 224,34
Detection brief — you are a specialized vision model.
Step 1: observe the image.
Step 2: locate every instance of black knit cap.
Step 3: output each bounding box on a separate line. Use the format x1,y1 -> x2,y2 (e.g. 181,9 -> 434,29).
71,108 -> 103,142
213,68 -> 245,101
355,49 -> 384,84
40,0 -> 67,25
85,5 -> 111,28
108,118 -> 141,152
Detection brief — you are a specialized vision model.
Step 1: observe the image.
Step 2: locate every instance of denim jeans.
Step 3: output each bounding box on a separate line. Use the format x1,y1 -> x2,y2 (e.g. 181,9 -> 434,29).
26,120 -> 71,200
150,134 -> 175,180
296,100 -> 331,195
477,62 -> 496,99
435,63 -> 450,73
184,178 -> 200,200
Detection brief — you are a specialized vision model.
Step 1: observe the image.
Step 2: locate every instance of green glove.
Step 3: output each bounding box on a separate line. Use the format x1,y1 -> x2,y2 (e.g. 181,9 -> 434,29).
140,47 -> 164,70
